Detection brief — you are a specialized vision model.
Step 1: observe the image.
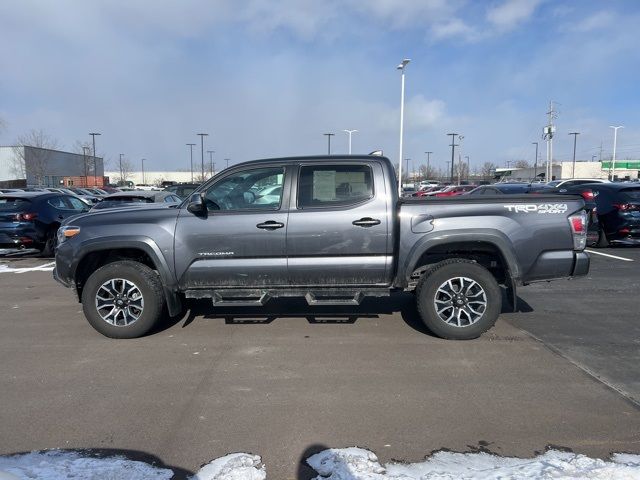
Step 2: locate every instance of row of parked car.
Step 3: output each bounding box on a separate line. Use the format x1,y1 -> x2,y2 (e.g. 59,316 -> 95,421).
402,179 -> 639,247
0,183 -> 201,255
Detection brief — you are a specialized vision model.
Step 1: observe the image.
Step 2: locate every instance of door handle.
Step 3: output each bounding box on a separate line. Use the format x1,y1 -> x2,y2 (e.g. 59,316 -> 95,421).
352,217 -> 381,227
256,220 -> 285,230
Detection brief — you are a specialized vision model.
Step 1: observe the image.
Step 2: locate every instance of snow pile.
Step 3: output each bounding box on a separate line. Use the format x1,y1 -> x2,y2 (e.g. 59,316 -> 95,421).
0,450 -> 173,479
0,451 -> 266,480
307,447 -> 640,479
193,453 -> 266,480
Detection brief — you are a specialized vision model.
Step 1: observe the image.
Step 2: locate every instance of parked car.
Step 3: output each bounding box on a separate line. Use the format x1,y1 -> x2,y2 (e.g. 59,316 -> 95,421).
585,183 -> 640,246
401,186 -> 417,197
164,183 -> 201,199
467,184 -> 536,195
546,178 -> 610,188
90,191 -> 182,210
68,188 -> 102,204
433,185 -> 477,197
0,188 -> 24,193
0,192 -> 90,255
55,155 -> 589,340
412,186 -> 444,197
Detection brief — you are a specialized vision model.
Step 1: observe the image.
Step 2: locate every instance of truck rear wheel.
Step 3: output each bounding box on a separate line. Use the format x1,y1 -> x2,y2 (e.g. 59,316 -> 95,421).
415,259 -> 501,340
81,260 -> 165,338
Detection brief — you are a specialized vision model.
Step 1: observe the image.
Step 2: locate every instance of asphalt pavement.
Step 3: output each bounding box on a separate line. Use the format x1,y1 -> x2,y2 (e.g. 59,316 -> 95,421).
0,249 -> 638,479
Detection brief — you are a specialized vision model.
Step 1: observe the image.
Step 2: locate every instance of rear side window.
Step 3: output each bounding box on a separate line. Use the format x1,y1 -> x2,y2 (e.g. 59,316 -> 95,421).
620,188 -> 640,200
0,198 -> 31,211
298,164 -> 373,208
47,197 -> 68,209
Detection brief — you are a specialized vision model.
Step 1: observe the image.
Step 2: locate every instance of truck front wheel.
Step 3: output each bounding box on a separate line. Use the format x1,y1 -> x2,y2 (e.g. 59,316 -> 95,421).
415,260 -> 501,340
81,260 -> 165,338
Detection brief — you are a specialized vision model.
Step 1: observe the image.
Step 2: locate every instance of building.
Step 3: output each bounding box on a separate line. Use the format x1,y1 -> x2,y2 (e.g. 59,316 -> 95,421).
0,146 -> 104,188
104,171 -> 215,186
495,160 -> 640,182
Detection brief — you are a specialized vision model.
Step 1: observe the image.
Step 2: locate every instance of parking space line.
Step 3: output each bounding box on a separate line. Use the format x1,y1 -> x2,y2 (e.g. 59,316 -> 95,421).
585,249 -> 634,262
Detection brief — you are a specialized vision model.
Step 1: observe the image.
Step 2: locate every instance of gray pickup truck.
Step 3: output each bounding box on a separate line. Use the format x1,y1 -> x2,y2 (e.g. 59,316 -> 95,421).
54,155 -> 590,339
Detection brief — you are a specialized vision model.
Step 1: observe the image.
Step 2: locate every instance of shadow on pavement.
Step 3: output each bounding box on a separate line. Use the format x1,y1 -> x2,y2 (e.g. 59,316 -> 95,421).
296,443 -> 329,480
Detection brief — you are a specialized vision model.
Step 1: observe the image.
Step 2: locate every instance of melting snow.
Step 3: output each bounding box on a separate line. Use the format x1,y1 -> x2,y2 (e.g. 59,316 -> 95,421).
0,261 -> 55,274
1,448 -> 639,479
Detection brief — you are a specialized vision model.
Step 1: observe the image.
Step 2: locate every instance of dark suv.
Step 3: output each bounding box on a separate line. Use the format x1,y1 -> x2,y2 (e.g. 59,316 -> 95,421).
0,192 -> 90,255
587,183 -> 640,246
164,183 -> 200,199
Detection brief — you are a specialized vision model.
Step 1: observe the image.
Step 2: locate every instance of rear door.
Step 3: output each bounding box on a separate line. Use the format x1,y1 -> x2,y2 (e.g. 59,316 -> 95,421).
174,164 -> 291,288
286,161 -> 392,286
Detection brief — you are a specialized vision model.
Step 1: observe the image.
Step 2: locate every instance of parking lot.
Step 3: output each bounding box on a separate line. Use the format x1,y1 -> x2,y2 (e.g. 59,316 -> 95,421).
0,248 -> 639,479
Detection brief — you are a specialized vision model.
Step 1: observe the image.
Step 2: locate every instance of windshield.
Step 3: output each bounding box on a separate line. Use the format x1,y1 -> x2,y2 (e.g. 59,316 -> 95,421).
621,188 -> 640,201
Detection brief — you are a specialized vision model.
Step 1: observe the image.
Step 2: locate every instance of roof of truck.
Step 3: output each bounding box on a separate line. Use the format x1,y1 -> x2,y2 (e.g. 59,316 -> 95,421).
230,155 -> 392,167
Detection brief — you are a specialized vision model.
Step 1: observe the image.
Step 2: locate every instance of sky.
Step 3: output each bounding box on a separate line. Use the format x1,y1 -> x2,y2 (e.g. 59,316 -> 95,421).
1,0 -> 640,174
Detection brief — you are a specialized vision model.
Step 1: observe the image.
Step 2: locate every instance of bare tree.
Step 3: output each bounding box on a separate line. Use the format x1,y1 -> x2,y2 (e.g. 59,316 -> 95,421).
115,158 -> 135,185
514,160 -> 530,169
71,140 -> 94,185
12,129 -> 59,185
481,162 -> 497,179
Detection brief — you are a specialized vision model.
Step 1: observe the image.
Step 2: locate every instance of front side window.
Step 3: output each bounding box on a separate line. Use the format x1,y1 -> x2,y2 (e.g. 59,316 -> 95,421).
204,167 -> 284,211
298,164 -> 373,208
65,196 -> 89,211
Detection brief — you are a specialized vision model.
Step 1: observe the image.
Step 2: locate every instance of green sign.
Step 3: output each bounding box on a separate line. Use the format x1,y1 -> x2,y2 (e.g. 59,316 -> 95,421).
601,161 -> 640,170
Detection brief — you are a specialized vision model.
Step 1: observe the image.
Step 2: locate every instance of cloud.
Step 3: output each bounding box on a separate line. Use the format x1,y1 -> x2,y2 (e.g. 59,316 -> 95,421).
431,18 -> 478,41
377,95 -> 448,133
569,10 -> 616,33
349,0 -> 455,28
486,0 -> 543,30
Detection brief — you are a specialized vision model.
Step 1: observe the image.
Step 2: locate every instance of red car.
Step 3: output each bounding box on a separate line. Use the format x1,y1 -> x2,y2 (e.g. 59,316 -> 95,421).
434,185 -> 477,197
412,186 -> 443,197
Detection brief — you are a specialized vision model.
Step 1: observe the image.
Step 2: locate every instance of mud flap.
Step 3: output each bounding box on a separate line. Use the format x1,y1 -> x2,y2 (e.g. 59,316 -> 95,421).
505,272 -> 517,312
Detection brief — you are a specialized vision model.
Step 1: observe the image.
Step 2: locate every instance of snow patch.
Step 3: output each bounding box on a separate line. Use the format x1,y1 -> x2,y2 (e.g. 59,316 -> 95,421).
193,453 -> 266,480
307,447 -> 640,479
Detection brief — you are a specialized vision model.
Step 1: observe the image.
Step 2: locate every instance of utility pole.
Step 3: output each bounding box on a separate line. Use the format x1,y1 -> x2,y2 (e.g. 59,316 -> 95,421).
532,142 -> 539,181
197,133 -> 208,181
569,132 -> 580,178
447,133 -> 459,183
343,129 -> 358,154
424,151 -> 432,178
323,133 -> 335,155
609,125 -> 624,180
141,158 -> 146,184
119,153 -> 124,184
445,160 -> 451,182
457,154 -> 462,185
186,143 -> 196,182
207,150 -> 215,177
543,101 -> 557,181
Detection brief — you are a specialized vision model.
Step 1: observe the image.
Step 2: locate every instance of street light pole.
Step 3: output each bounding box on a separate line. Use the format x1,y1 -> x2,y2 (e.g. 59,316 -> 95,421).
225,159 -> 230,170
323,133 -> 335,155
532,142 -> 539,181
447,133 -> 458,183
186,143 -> 196,182
343,129 -> 358,154
82,146 -> 90,186
141,158 -> 146,184
465,156 -> 470,182
424,151 -> 432,179
119,153 -> 124,184
197,133 -> 208,181
569,132 -> 580,178
207,150 -> 215,177
89,132 -> 101,185
609,125 -> 623,180
397,58 -> 410,192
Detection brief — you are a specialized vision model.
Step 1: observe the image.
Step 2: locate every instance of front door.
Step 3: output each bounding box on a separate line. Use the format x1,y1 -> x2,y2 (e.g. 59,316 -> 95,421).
174,165 -> 290,289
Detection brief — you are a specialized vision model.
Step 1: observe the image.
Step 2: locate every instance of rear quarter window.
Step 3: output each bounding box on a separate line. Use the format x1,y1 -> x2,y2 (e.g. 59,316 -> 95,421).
298,164 -> 374,208
0,198 -> 31,210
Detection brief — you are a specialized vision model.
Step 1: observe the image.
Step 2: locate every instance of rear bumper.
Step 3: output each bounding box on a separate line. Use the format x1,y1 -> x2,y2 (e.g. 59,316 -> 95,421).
523,250 -> 590,283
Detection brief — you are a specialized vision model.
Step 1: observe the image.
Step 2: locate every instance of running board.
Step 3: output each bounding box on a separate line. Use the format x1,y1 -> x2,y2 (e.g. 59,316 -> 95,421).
211,291 -> 271,307
305,291 -> 365,306
183,288 -> 390,306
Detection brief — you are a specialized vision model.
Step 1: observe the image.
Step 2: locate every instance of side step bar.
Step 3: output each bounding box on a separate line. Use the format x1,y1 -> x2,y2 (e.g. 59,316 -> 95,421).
184,288 -> 390,306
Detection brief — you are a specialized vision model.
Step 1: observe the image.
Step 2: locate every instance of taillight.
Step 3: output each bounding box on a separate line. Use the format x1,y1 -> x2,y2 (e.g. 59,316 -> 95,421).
13,213 -> 38,222
612,203 -> 630,211
568,211 -> 587,250
580,190 -> 594,201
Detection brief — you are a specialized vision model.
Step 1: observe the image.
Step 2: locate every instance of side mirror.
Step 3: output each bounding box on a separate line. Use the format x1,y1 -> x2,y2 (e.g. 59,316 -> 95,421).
187,193 -> 206,216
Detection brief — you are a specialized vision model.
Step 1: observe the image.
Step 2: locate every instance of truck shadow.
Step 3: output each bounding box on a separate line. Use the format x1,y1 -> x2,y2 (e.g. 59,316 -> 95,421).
157,291 -> 534,337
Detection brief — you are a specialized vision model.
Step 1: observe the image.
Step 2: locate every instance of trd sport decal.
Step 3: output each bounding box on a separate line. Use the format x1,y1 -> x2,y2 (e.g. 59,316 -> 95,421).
504,204 -> 568,214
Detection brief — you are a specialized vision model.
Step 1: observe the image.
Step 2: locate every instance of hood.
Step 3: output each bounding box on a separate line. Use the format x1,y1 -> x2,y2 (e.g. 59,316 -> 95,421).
63,203 -> 181,227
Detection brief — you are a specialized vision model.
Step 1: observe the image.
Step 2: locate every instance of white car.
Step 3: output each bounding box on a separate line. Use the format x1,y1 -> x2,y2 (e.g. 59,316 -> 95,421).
546,178 -> 610,189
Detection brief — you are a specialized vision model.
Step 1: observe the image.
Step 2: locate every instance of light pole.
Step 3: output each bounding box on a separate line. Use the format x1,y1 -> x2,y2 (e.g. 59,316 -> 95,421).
404,158 -> 410,185
186,143 -> 196,182
447,133 -> 458,183
141,158 -> 146,184
424,151 -> 432,179
609,125 -> 623,180
225,158 -> 230,170
532,142 -> 539,181
207,150 -> 215,177
465,155 -> 470,182
569,132 -> 580,178
119,153 -> 124,184
82,146 -> 90,186
397,58 -> 410,192
343,129 -> 358,154
89,132 -> 101,184
197,133 -> 208,181
323,133 -> 335,155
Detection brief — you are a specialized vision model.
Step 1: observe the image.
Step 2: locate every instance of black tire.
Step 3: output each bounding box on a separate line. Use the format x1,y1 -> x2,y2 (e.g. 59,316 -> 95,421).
415,259 -> 501,340
81,260 -> 165,339
40,228 -> 58,257
595,226 -> 609,248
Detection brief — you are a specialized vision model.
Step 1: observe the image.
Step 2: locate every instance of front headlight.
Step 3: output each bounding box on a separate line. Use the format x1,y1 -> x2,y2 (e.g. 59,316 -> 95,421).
57,226 -> 81,245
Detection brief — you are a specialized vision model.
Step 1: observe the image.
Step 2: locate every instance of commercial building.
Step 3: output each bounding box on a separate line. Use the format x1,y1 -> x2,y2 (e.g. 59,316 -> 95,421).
495,160 -> 639,182
0,146 -> 104,188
